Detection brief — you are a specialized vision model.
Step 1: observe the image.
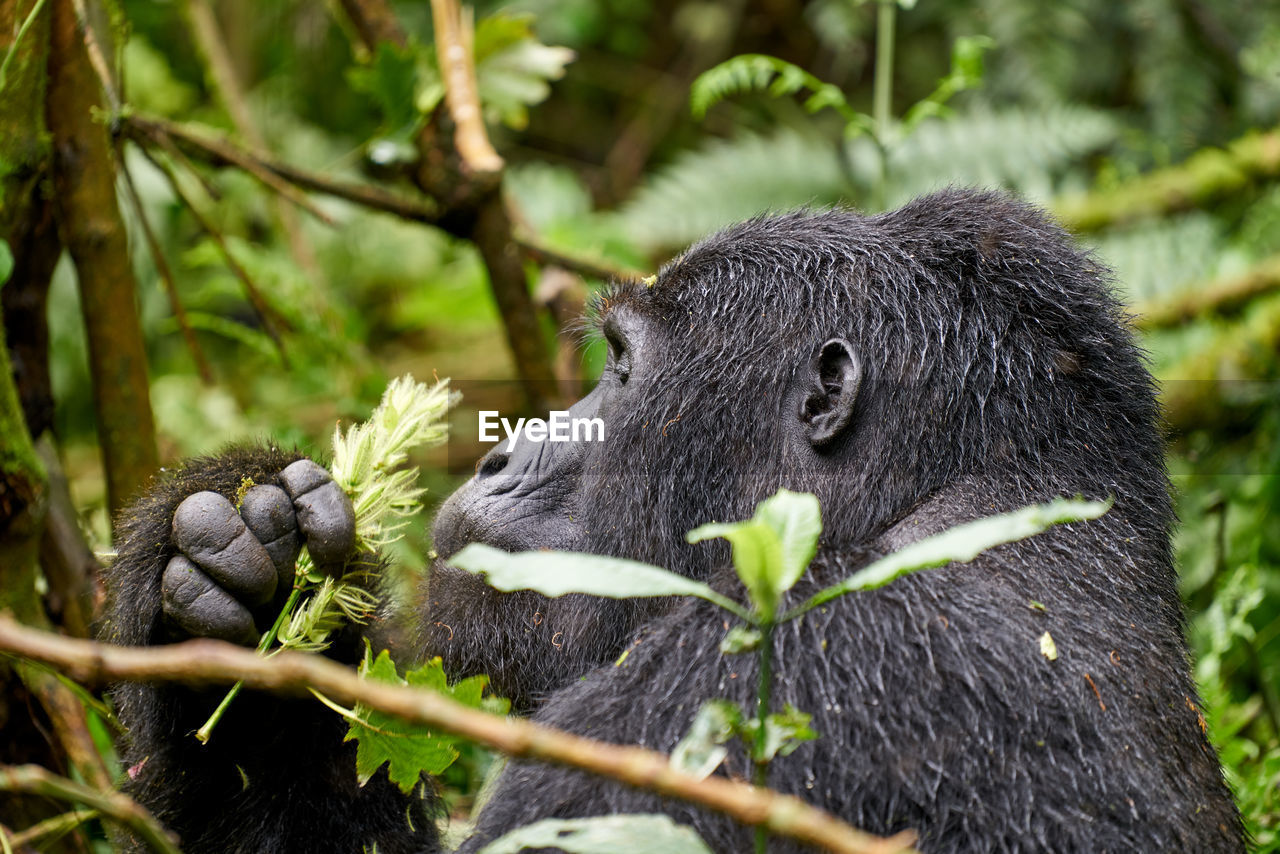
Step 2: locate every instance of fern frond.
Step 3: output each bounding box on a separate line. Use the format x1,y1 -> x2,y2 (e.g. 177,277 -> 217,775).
879,104 -> 1119,207
616,130 -> 850,250
690,54 -> 856,123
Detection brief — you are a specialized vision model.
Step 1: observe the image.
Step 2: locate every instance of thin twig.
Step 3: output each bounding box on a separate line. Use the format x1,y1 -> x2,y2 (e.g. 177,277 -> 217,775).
122,114 -> 440,224
430,0 -> 503,176
0,618 -> 919,854
180,0 -> 336,230
135,143 -> 290,366
517,236 -> 646,282
0,764 -> 180,854
116,148 -> 215,384
7,809 -> 98,850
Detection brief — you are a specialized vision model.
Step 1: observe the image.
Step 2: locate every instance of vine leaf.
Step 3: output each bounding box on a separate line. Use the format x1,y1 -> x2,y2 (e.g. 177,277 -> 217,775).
346,649 -> 509,793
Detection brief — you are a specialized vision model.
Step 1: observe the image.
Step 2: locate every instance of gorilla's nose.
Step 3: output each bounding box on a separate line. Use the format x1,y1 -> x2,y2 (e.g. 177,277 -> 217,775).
475,447 -> 509,480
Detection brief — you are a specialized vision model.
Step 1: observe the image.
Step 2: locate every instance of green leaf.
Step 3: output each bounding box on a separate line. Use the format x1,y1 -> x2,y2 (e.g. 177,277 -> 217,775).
347,42 -> 424,137
786,497 -> 1111,620
477,814 -> 714,854
743,705 -> 818,763
474,14 -> 574,130
902,35 -> 995,131
670,700 -> 742,780
687,518 -> 779,617
448,543 -> 751,620
719,624 -> 762,654
687,488 -> 822,621
0,239 -> 13,287
346,649 -> 509,794
689,54 -> 860,128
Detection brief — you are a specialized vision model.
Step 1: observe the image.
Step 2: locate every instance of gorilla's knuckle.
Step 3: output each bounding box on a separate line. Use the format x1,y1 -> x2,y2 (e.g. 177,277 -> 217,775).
292,480 -> 356,567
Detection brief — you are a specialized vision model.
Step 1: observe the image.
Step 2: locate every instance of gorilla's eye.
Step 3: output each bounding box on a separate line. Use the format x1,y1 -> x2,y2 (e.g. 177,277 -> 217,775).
606,331 -> 631,385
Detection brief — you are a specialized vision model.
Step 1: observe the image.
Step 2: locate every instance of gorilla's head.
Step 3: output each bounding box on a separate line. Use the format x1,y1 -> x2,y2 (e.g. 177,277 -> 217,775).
424,189 -> 1170,709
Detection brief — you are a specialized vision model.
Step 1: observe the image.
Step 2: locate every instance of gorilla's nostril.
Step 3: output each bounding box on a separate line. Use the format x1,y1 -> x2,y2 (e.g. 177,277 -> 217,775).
476,452 -> 509,479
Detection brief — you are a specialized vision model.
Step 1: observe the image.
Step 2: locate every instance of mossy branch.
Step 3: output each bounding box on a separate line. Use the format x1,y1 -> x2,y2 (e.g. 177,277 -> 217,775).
1054,126 -> 1280,233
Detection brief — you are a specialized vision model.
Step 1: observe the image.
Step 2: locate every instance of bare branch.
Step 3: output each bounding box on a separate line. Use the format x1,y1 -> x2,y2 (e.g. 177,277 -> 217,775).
0,764 -> 180,854
430,0 -> 503,177
121,114 -> 441,225
0,618 -> 919,854
48,0 -> 158,516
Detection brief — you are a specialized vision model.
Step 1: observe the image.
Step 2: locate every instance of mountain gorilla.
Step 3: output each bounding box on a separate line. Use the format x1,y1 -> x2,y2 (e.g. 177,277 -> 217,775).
101,190 -> 1242,853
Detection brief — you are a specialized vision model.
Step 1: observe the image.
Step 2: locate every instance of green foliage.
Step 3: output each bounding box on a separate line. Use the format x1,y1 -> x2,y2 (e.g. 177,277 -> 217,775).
686,489 -> 821,621
670,700 -> 741,779
0,238 -> 12,286
786,497 -> 1111,618
901,36 -> 995,131
690,54 -> 862,128
448,543 -> 750,621
472,14 -> 575,131
350,13 -> 573,139
344,649 -> 510,794
477,814 -> 712,854
619,105 -> 1117,249
347,43 -> 423,139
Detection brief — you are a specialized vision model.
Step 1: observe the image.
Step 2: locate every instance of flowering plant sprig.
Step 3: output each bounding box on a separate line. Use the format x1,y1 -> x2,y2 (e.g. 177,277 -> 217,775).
196,375 -> 457,743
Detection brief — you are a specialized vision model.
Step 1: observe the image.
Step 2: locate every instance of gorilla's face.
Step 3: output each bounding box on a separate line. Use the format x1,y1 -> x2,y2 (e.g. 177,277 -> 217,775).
431,275 -> 863,582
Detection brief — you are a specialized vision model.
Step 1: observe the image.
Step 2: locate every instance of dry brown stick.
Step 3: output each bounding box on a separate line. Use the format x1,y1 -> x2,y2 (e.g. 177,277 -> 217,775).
0,763 -> 181,854
338,0 -> 558,412
122,114 -> 440,224
136,143 -> 290,366
116,149 -> 216,385
0,618 -> 919,854
430,0 -> 503,176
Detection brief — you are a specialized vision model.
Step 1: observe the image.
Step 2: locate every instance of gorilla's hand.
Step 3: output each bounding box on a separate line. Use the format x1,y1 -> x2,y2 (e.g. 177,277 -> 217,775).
160,459 -> 355,644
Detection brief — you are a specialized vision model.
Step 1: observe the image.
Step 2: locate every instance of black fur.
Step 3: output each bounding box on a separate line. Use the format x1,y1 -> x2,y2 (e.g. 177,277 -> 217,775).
103,190 -> 1242,853
101,445 -> 438,854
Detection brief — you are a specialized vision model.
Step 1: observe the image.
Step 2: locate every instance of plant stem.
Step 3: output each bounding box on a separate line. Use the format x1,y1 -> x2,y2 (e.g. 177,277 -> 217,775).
753,620 -> 776,854
873,0 -> 895,141
869,0 -> 896,211
195,583 -> 304,743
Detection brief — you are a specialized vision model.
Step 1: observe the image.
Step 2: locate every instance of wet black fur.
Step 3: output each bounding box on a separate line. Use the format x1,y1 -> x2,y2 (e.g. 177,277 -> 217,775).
104,190 -> 1242,852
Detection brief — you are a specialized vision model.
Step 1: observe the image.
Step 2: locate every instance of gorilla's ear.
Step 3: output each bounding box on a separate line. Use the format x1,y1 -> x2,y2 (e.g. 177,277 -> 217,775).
799,338 -> 861,449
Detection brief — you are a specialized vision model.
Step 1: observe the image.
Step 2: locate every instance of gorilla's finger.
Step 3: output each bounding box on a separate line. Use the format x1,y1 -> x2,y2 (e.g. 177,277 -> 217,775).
239,484 -> 301,591
172,491 -> 278,606
278,460 -> 355,569
161,555 -> 258,645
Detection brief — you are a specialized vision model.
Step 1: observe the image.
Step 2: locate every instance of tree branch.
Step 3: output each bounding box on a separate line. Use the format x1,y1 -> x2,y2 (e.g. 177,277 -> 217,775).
1136,254 -> 1280,329
46,0 -> 158,517
121,114 -> 442,224
430,0 -> 503,177
1054,126 -> 1280,233
338,0 -> 558,411
0,764 -> 180,854
0,617 -> 919,854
